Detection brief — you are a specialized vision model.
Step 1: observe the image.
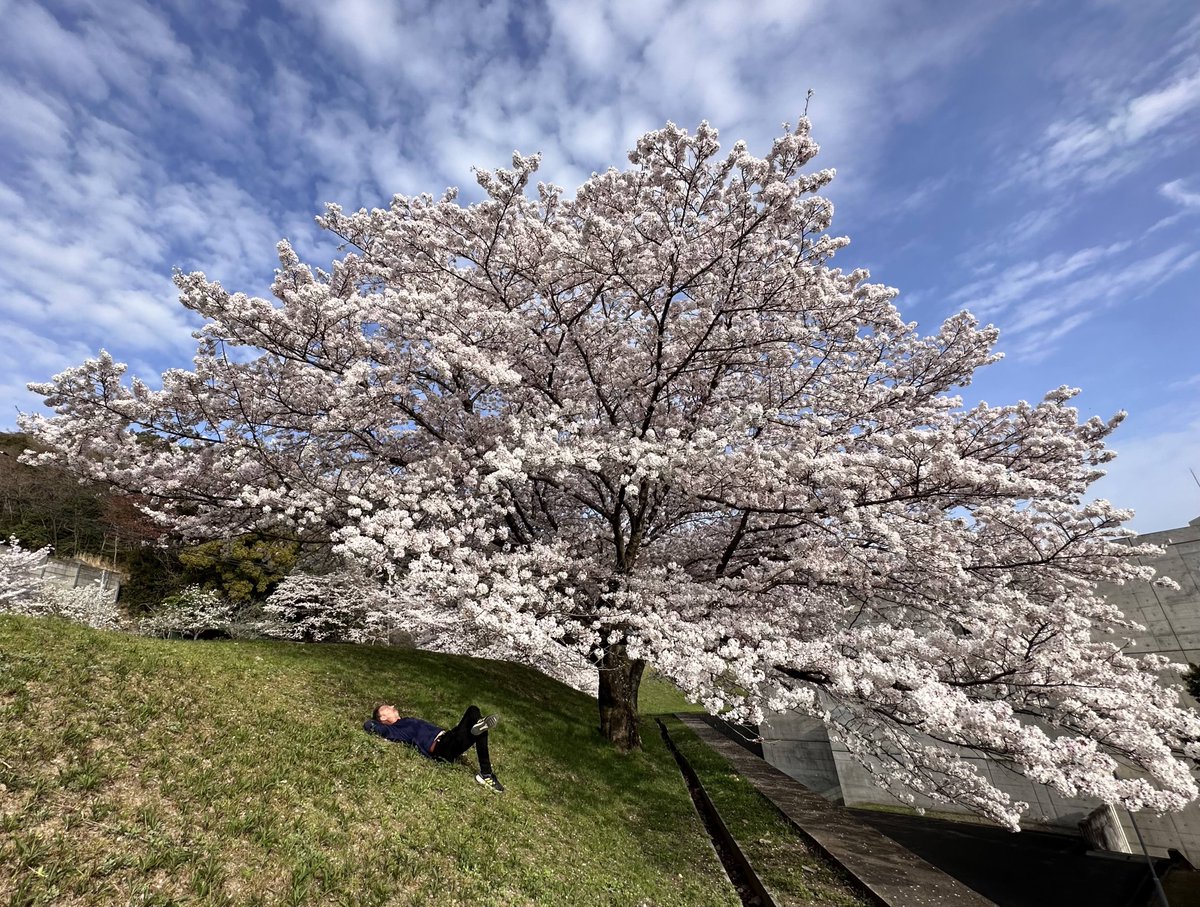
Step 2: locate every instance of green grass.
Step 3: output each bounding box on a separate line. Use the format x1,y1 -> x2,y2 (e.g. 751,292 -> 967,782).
638,669 -> 707,716
660,717 -> 870,907
0,616 -> 740,907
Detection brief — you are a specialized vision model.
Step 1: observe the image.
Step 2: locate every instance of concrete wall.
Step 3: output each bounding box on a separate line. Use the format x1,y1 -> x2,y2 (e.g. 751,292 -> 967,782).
761,712 -> 1100,827
760,715 -> 842,801
37,555 -> 122,603
1106,517 -> 1200,676
761,514 -> 1200,861
1102,515 -> 1200,859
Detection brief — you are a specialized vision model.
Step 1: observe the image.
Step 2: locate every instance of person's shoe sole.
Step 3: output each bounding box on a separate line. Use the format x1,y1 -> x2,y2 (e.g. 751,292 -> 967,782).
471,714 -> 499,735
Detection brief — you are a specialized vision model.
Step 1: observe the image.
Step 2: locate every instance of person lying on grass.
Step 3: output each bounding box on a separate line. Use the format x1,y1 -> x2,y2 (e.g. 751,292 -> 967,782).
364,703 -> 504,792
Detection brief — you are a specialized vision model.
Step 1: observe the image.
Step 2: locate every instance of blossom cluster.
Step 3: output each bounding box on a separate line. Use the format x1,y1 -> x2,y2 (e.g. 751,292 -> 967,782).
1,539 -> 122,630
0,537 -> 49,607
138,585 -> 238,639
259,569 -> 394,643
34,583 -> 122,631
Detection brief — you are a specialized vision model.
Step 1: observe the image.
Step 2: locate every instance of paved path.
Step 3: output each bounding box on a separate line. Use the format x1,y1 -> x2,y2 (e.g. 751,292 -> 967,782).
677,714 -> 996,907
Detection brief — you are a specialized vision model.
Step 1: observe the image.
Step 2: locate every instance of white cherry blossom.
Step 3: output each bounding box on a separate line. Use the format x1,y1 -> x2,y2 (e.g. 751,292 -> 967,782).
0,538 -> 50,608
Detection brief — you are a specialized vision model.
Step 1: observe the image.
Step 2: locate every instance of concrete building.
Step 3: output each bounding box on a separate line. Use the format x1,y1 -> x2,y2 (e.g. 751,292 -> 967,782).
760,514 -> 1200,863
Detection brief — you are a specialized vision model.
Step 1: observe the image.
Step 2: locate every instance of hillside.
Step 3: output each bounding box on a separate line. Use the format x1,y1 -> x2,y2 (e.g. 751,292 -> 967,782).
0,616 -> 740,906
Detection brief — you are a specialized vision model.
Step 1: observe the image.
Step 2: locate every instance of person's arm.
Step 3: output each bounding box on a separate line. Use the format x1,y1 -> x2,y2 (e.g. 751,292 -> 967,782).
364,718 -> 416,743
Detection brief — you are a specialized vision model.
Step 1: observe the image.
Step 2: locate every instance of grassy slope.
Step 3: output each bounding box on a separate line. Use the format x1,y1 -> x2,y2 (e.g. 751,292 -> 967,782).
0,616 -> 739,907
637,669 -> 707,717
660,718 -> 870,907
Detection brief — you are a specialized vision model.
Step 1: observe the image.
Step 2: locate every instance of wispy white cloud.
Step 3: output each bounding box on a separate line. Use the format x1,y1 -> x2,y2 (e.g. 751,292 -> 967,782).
939,19 -> 1200,364
6,1 -> 109,101
1168,373 -> 1200,392
0,0 -> 1194,458
1161,179 -> 1200,210
952,240 -> 1132,315
962,202 -> 1071,268
1121,67 -> 1200,140
0,79 -> 70,154
1092,406 -> 1200,534
0,323 -> 109,421
0,0 -> 315,421
954,240 -> 1199,361
276,0 -> 1005,203
891,175 -> 952,217
1020,61 -> 1200,190
157,60 -> 251,138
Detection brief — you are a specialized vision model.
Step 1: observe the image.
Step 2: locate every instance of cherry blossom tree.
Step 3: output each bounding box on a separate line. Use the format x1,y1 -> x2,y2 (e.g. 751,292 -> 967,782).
261,567 -> 598,692
138,585 -> 237,640
2,537 -> 120,629
37,582 -> 122,631
260,569 -> 393,643
23,121 -> 1200,828
0,537 -> 49,608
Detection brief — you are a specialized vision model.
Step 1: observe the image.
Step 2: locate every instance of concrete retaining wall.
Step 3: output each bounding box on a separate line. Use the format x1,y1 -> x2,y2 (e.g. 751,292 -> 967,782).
37,555 -> 122,603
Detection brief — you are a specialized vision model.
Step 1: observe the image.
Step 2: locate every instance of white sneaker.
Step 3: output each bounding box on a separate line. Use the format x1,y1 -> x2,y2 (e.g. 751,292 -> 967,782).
476,772 -> 505,793
471,714 -> 499,735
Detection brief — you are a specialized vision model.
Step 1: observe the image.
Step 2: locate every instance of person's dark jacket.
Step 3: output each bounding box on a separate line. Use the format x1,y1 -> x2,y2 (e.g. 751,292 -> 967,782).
363,717 -> 443,758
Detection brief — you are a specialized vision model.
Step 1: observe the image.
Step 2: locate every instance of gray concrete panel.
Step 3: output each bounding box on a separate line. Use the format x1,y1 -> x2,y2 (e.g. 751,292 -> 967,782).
36,555 -> 121,603
761,738 -> 842,799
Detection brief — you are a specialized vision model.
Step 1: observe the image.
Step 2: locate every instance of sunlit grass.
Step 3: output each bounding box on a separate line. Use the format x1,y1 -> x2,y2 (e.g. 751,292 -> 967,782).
660,717 -> 870,907
0,616 -> 739,907
639,669 -> 706,716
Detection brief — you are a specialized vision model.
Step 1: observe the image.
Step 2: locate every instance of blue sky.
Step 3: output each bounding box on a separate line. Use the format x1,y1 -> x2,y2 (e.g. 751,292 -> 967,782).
1,0 -> 1197,532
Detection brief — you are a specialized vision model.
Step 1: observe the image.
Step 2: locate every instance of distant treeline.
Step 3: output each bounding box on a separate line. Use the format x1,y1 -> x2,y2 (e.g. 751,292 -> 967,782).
0,432 -> 298,611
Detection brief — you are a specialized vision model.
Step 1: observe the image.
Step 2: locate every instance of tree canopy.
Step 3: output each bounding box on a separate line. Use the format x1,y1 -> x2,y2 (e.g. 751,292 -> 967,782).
24,120 -> 1198,828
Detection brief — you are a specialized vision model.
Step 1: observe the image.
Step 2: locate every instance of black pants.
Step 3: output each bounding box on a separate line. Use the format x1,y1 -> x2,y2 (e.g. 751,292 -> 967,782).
432,705 -> 492,775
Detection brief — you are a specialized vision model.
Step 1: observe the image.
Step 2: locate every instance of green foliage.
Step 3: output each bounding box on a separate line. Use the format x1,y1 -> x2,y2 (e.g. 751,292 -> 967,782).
123,536 -> 301,614
0,432 -> 183,614
0,432 -> 107,558
119,545 -> 186,613
176,535 -> 299,603
0,434 -> 302,613
1183,664 -> 1200,702
0,616 -> 845,906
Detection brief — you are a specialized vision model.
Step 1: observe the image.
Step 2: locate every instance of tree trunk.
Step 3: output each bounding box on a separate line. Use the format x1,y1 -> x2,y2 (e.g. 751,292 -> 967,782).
598,643 -> 645,751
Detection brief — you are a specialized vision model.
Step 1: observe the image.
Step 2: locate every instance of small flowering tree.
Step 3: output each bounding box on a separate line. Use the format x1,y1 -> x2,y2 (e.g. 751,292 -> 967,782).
2,538 -> 121,629
38,583 -> 122,631
23,121 -> 1200,827
138,585 -> 236,639
0,537 -> 49,609
261,570 -> 390,643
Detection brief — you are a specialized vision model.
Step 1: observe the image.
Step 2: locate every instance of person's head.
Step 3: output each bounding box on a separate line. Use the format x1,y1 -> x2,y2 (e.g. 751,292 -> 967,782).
373,703 -> 400,725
